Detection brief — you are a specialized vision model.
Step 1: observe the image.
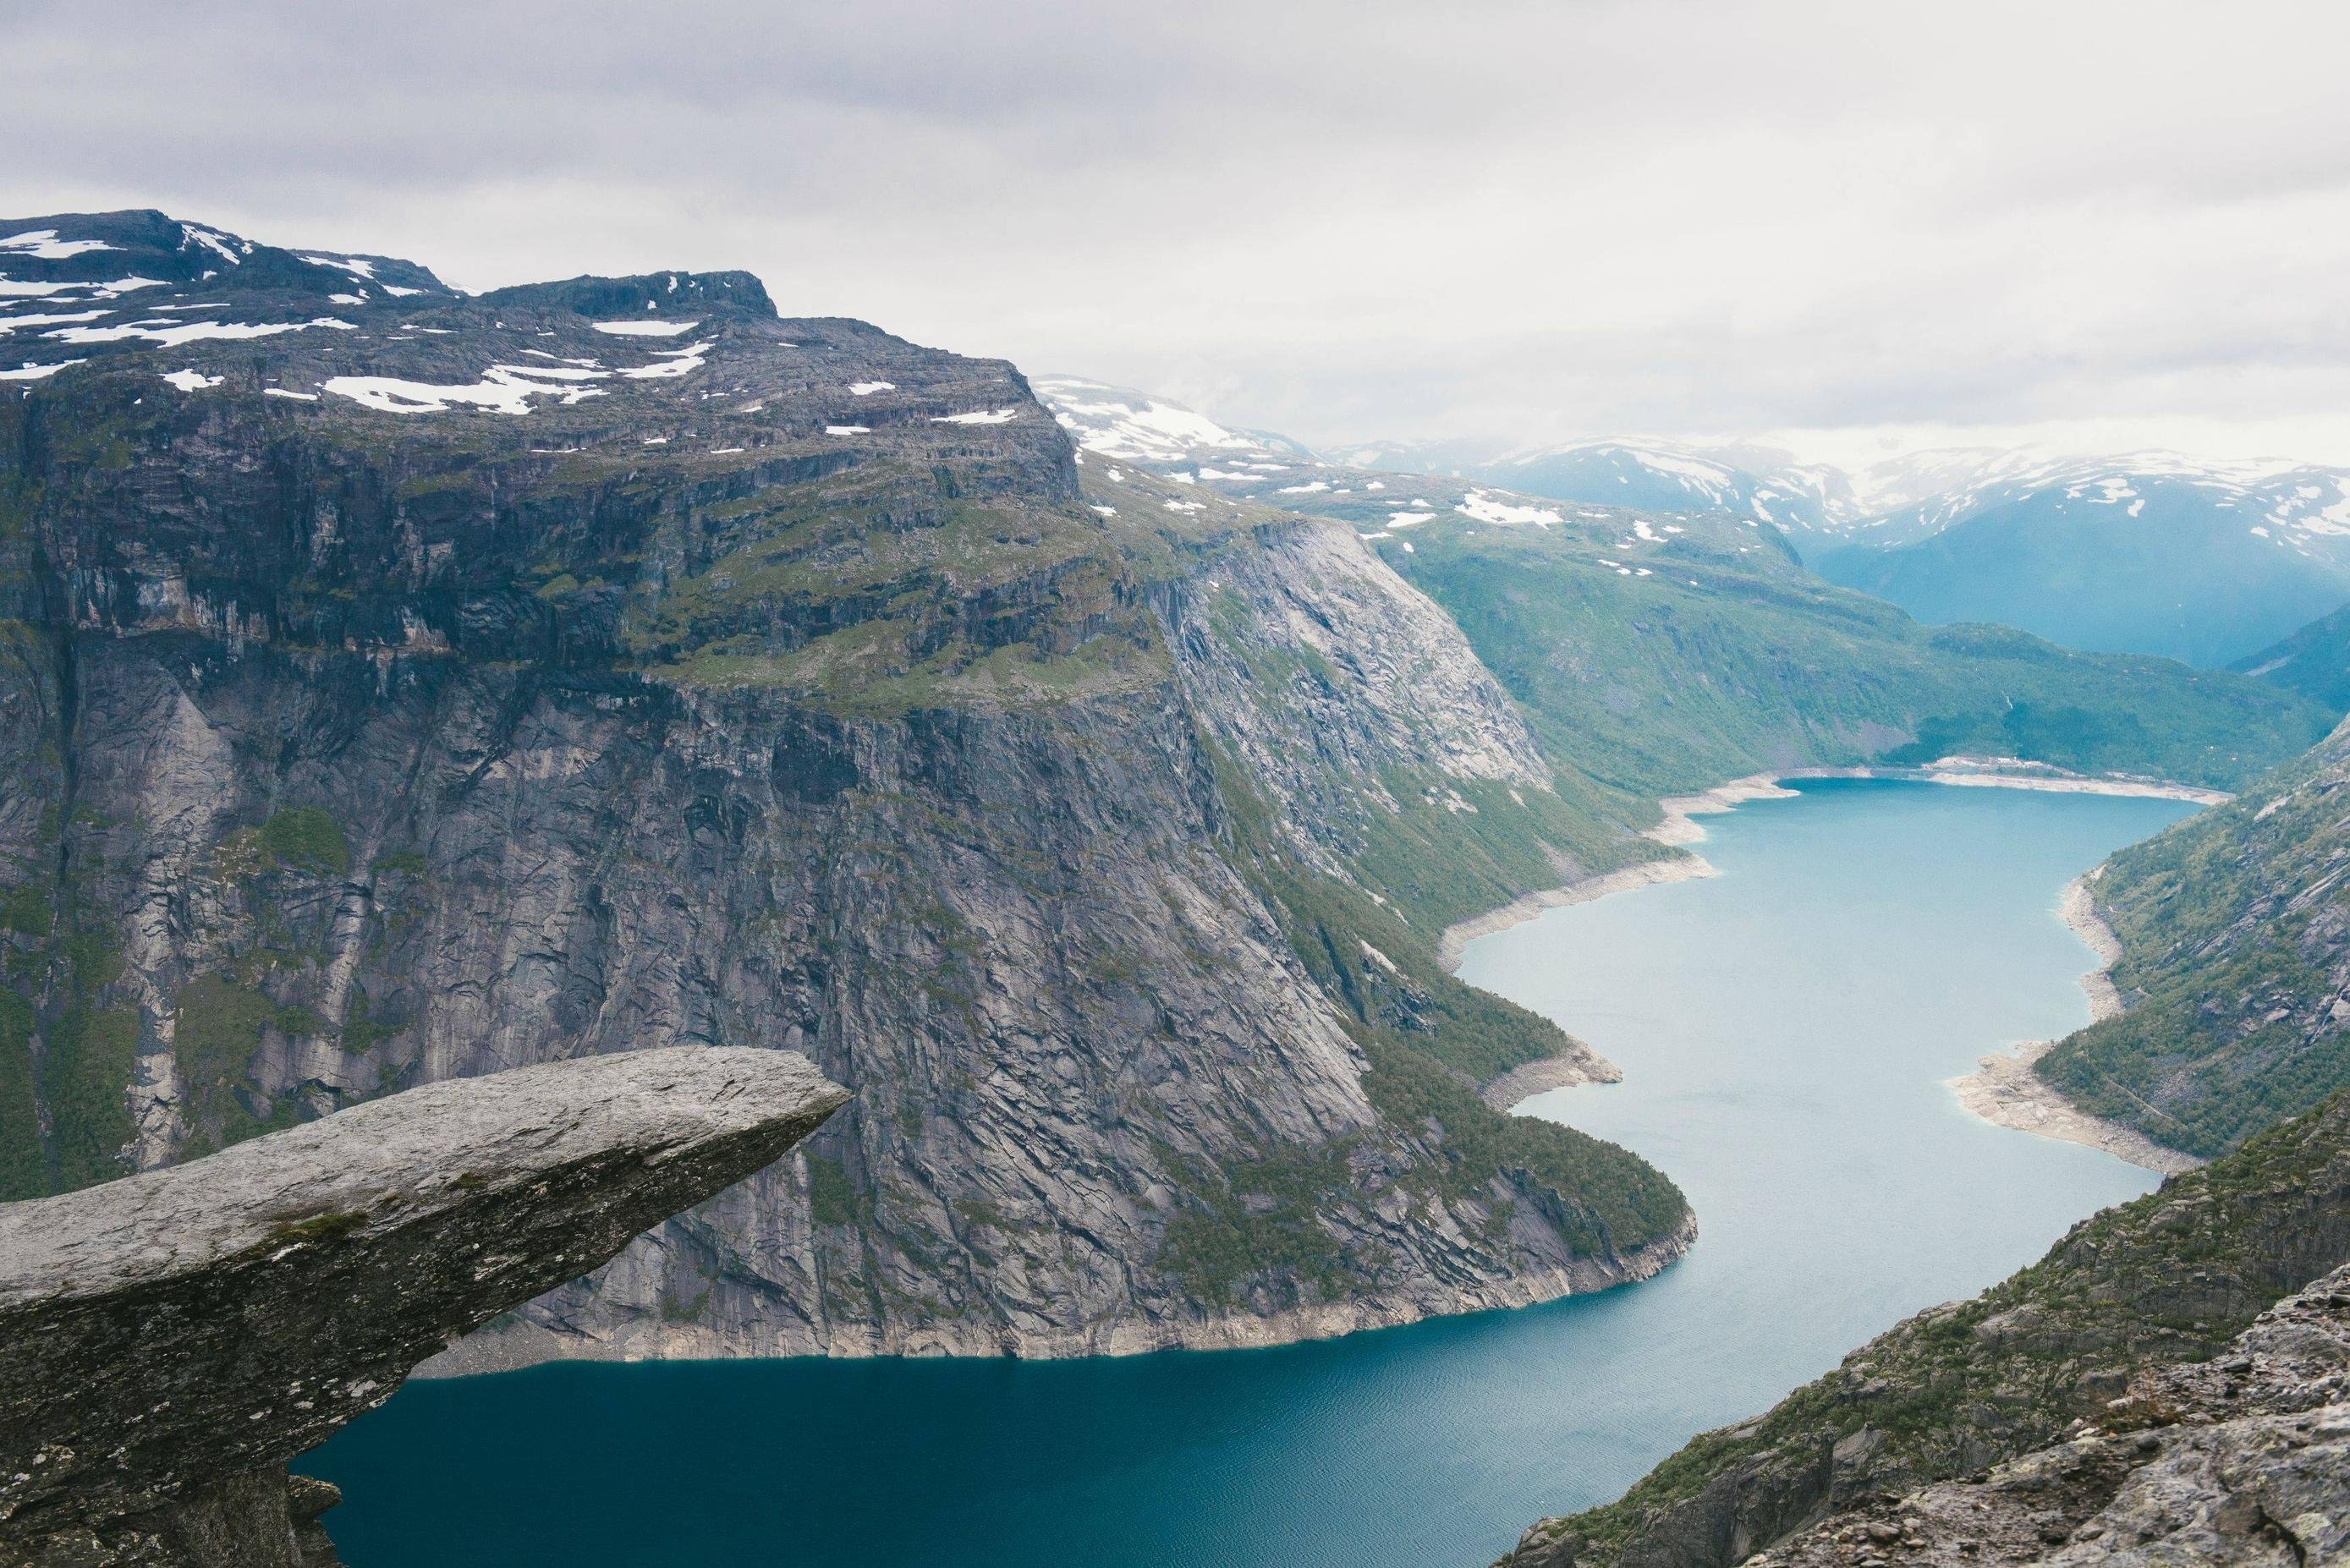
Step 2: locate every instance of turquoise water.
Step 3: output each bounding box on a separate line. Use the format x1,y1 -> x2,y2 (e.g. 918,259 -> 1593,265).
299,780 -> 2188,1568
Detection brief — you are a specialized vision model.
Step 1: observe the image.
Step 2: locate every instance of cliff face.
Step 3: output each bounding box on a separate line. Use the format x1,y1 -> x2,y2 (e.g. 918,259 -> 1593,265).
0,210 -> 1688,1363
1498,1091 -> 2350,1568
2037,717 -> 2350,1158
0,1046 -> 848,1568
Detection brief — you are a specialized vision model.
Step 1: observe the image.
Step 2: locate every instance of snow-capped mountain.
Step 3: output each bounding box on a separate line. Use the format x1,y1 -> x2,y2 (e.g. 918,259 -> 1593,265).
1037,375 -> 2350,670
1478,441 -> 1851,532
0,210 -> 460,387
1810,454 -> 2350,666
1032,376 -> 1318,474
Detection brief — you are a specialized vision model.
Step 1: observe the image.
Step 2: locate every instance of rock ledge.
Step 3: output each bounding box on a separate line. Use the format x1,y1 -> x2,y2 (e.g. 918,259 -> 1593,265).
0,1046 -> 847,1566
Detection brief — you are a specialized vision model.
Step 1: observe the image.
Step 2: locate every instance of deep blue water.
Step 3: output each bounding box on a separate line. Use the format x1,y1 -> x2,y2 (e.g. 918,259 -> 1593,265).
300,780 -> 2190,1568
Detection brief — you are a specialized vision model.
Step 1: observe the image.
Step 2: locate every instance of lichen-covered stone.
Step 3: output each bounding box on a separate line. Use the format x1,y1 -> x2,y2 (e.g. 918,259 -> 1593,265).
1737,1261 -> 2350,1567
0,1046 -> 847,1565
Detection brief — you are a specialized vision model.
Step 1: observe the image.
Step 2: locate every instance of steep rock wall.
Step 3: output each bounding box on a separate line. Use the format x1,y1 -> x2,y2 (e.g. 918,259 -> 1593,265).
0,211 -> 1689,1364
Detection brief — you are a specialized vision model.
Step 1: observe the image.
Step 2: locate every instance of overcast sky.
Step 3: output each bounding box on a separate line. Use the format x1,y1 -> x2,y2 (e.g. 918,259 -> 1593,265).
8,1 -> 2350,466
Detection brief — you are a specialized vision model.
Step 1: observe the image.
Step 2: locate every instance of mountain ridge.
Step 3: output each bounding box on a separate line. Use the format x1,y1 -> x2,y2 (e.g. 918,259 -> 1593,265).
0,210 -> 1694,1366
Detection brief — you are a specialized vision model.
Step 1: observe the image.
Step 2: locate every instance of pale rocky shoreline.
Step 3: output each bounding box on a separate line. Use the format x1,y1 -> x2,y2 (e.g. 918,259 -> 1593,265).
1947,874 -> 2204,1176
1442,760 -> 2221,1170
1779,759 -> 2230,807
1437,857 -> 1718,972
1433,759 -> 2198,973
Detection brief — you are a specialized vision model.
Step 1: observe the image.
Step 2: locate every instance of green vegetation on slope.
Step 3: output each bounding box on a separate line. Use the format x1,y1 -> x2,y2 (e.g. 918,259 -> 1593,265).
0,990 -> 41,1201
1506,1090 -> 2350,1568
2230,597 -> 2350,715
1346,772 -> 1666,940
1155,736 -> 1688,1305
2037,719 -> 2350,1156
619,453 -> 1229,717
1369,514 -> 2329,803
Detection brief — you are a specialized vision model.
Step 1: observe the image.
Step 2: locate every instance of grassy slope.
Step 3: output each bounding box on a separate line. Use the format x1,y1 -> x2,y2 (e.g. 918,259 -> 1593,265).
1357,510 -> 2330,803
1507,1089 -> 2350,1566
2037,719 -> 2350,1156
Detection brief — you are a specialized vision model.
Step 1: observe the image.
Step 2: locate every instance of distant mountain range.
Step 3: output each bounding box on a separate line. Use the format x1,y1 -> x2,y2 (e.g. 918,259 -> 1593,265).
1042,382 -> 2350,669
1809,455 -> 2350,666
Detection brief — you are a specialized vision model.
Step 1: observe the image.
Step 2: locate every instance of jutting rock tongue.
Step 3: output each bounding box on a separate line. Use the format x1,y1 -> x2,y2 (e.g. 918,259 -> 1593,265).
0,1047 -> 850,1568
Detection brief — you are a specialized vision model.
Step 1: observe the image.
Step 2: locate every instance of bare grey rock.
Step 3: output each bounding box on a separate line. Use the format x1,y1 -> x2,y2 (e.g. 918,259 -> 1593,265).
0,1046 -> 847,1566
1739,1262 -> 2350,1568
0,211 -> 1688,1368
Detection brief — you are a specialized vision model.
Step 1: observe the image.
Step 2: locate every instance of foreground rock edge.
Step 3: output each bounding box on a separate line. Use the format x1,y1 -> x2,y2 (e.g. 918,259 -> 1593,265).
0,1046 -> 849,1567
1497,1088 -> 2350,1568
1743,1259 -> 2350,1567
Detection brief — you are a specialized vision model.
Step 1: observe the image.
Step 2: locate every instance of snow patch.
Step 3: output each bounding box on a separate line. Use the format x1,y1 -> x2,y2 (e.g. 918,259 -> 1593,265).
301,255 -> 379,281
618,341 -> 713,381
593,320 -> 700,337
2,229 -> 116,260
1455,490 -> 1561,527
178,225 -> 243,266
321,365 -> 612,415
0,310 -> 108,335
46,317 -> 339,348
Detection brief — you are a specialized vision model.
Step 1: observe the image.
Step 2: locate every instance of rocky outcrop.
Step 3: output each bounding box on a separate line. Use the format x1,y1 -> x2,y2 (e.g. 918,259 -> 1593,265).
0,210 -> 1688,1366
1160,518 -> 1557,885
1738,1263 -> 2350,1568
0,1046 -> 848,1567
1499,1090 -> 2350,1568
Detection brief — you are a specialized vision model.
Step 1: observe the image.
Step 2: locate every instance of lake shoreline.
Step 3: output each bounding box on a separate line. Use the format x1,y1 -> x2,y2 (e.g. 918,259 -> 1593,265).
415,1213 -> 1700,1373
1946,874 -> 2205,1176
1444,762 -> 2224,980
1452,762 -> 2225,1128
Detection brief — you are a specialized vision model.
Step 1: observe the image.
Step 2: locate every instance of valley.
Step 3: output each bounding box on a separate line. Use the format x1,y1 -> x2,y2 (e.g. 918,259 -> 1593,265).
15,7 -> 2350,1565
7,209 -> 2350,1568
299,779 -> 2178,1567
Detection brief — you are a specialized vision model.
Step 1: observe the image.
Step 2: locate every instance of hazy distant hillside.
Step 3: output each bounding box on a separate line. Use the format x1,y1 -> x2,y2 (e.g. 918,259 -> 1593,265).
1337,496 -> 2327,803
2232,599 -> 2350,713
1040,380 -> 2332,798
1812,456 -> 2350,666
1473,441 -> 1847,532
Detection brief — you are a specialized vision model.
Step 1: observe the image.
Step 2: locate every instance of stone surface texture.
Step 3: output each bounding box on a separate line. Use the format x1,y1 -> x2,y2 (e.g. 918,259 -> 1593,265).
0,209 -> 1685,1370
0,1045 -> 848,1567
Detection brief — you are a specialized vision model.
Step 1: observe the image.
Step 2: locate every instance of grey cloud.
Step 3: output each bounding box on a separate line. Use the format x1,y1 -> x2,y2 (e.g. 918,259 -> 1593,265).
6,0 -> 2350,460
